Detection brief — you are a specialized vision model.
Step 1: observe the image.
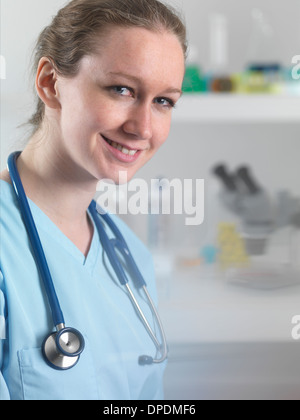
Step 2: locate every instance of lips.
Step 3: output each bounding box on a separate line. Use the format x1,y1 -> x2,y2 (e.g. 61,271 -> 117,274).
103,136 -> 138,156
101,135 -> 143,163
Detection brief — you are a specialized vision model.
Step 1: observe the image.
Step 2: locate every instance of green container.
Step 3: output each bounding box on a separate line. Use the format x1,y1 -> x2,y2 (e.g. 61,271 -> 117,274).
182,65 -> 206,93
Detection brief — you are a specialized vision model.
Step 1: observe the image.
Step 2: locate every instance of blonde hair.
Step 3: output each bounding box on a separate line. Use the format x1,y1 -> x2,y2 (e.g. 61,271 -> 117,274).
29,0 -> 187,132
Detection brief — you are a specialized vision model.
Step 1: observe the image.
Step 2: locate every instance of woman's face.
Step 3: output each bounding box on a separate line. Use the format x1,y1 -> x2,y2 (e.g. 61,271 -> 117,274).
54,26 -> 185,184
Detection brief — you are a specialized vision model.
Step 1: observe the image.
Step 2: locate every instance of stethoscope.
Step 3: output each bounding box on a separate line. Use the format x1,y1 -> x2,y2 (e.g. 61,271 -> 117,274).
7,152 -> 168,370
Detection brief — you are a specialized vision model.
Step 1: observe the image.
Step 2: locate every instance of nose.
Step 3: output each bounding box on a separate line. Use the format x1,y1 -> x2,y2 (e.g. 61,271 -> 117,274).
122,102 -> 153,141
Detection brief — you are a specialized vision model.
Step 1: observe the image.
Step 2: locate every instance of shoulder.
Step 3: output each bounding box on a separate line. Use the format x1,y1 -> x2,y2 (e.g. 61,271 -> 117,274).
0,180 -> 24,241
0,179 -> 17,212
0,170 -> 11,185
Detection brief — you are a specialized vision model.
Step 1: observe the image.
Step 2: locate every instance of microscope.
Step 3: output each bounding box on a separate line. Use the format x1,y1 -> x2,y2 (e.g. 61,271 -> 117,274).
213,164 -> 300,288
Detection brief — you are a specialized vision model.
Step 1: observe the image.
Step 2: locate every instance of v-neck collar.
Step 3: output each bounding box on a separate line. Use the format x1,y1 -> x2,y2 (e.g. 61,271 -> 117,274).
28,197 -> 101,269
1,180 -> 101,269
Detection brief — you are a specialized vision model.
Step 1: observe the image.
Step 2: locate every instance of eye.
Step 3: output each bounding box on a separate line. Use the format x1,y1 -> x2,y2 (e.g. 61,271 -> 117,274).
155,97 -> 176,109
111,86 -> 134,97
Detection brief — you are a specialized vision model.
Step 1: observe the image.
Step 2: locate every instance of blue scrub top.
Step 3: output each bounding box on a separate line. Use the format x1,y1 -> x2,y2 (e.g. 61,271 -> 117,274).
0,180 -> 166,400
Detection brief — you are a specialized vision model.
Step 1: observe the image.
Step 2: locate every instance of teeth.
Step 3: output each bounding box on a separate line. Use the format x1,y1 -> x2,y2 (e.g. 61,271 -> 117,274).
107,138 -> 137,156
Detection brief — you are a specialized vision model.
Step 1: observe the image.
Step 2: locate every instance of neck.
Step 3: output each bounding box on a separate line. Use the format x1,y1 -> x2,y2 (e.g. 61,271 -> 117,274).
16,137 -> 98,256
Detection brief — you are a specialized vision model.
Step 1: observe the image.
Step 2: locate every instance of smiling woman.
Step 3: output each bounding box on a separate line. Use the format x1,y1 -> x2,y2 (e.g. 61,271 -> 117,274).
51,27 -> 185,184
28,0 -> 187,133
0,0 -> 187,401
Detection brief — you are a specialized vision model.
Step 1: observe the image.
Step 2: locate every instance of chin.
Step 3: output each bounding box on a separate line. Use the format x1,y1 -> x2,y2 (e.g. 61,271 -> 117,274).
97,167 -> 137,185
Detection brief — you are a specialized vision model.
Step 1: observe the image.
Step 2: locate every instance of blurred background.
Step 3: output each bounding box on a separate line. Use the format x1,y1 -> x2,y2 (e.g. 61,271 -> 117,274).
1,0 -> 300,400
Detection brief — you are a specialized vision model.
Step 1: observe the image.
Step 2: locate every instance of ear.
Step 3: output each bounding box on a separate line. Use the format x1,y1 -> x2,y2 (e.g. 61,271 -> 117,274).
35,57 -> 60,109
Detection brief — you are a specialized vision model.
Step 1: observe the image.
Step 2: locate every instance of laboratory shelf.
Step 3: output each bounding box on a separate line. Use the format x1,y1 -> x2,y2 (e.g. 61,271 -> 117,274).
173,93 -> 300,123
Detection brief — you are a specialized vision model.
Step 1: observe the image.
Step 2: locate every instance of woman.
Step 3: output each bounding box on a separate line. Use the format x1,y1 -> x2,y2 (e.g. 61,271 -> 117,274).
0,0 -> 187,400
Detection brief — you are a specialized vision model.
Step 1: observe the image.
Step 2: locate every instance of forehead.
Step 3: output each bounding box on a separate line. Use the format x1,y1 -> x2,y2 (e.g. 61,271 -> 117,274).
81,26 -> 185,88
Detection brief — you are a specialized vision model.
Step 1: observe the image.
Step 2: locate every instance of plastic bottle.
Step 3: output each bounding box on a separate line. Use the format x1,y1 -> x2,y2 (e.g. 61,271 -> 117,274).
148,177 -> 174,278
208,14 -> 234,93
182,45 -> 206,93
244,8 -> 283,93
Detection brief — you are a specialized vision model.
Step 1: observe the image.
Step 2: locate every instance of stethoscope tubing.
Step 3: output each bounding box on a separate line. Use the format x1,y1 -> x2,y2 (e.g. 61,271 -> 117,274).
90,202 -> 168,364
89,202 -> 146,289
7,151 -> 168,367
7,152 -> 65,328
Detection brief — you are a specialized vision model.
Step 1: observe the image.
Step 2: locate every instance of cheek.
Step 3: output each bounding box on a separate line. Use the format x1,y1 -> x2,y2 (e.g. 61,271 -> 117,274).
152,118 -> 172,150
60,84 -> 104,129
60,101 -> 106,148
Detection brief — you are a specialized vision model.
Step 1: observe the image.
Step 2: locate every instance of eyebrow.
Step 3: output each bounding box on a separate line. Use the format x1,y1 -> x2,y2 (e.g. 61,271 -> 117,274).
108,71 -> 183,96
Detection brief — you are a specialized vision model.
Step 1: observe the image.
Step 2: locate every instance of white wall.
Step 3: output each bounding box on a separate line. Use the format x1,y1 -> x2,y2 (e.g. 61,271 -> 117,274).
1,0 -> 65,165
167,0 -> 300,72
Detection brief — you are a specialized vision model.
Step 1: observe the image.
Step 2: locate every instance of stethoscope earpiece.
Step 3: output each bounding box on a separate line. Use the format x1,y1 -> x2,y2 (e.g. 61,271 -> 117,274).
138,355 -> 154,365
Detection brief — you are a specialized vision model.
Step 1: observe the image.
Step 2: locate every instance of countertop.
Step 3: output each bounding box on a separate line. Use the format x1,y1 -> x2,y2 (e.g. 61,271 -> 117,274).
157,262 -> 300,344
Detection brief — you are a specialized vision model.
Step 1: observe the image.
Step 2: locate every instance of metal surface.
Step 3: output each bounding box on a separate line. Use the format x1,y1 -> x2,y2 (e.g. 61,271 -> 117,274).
43,332 -> 80,370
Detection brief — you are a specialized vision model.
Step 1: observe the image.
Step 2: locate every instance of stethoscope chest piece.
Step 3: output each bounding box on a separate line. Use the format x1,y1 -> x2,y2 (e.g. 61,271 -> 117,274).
42,326 -> 85,370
